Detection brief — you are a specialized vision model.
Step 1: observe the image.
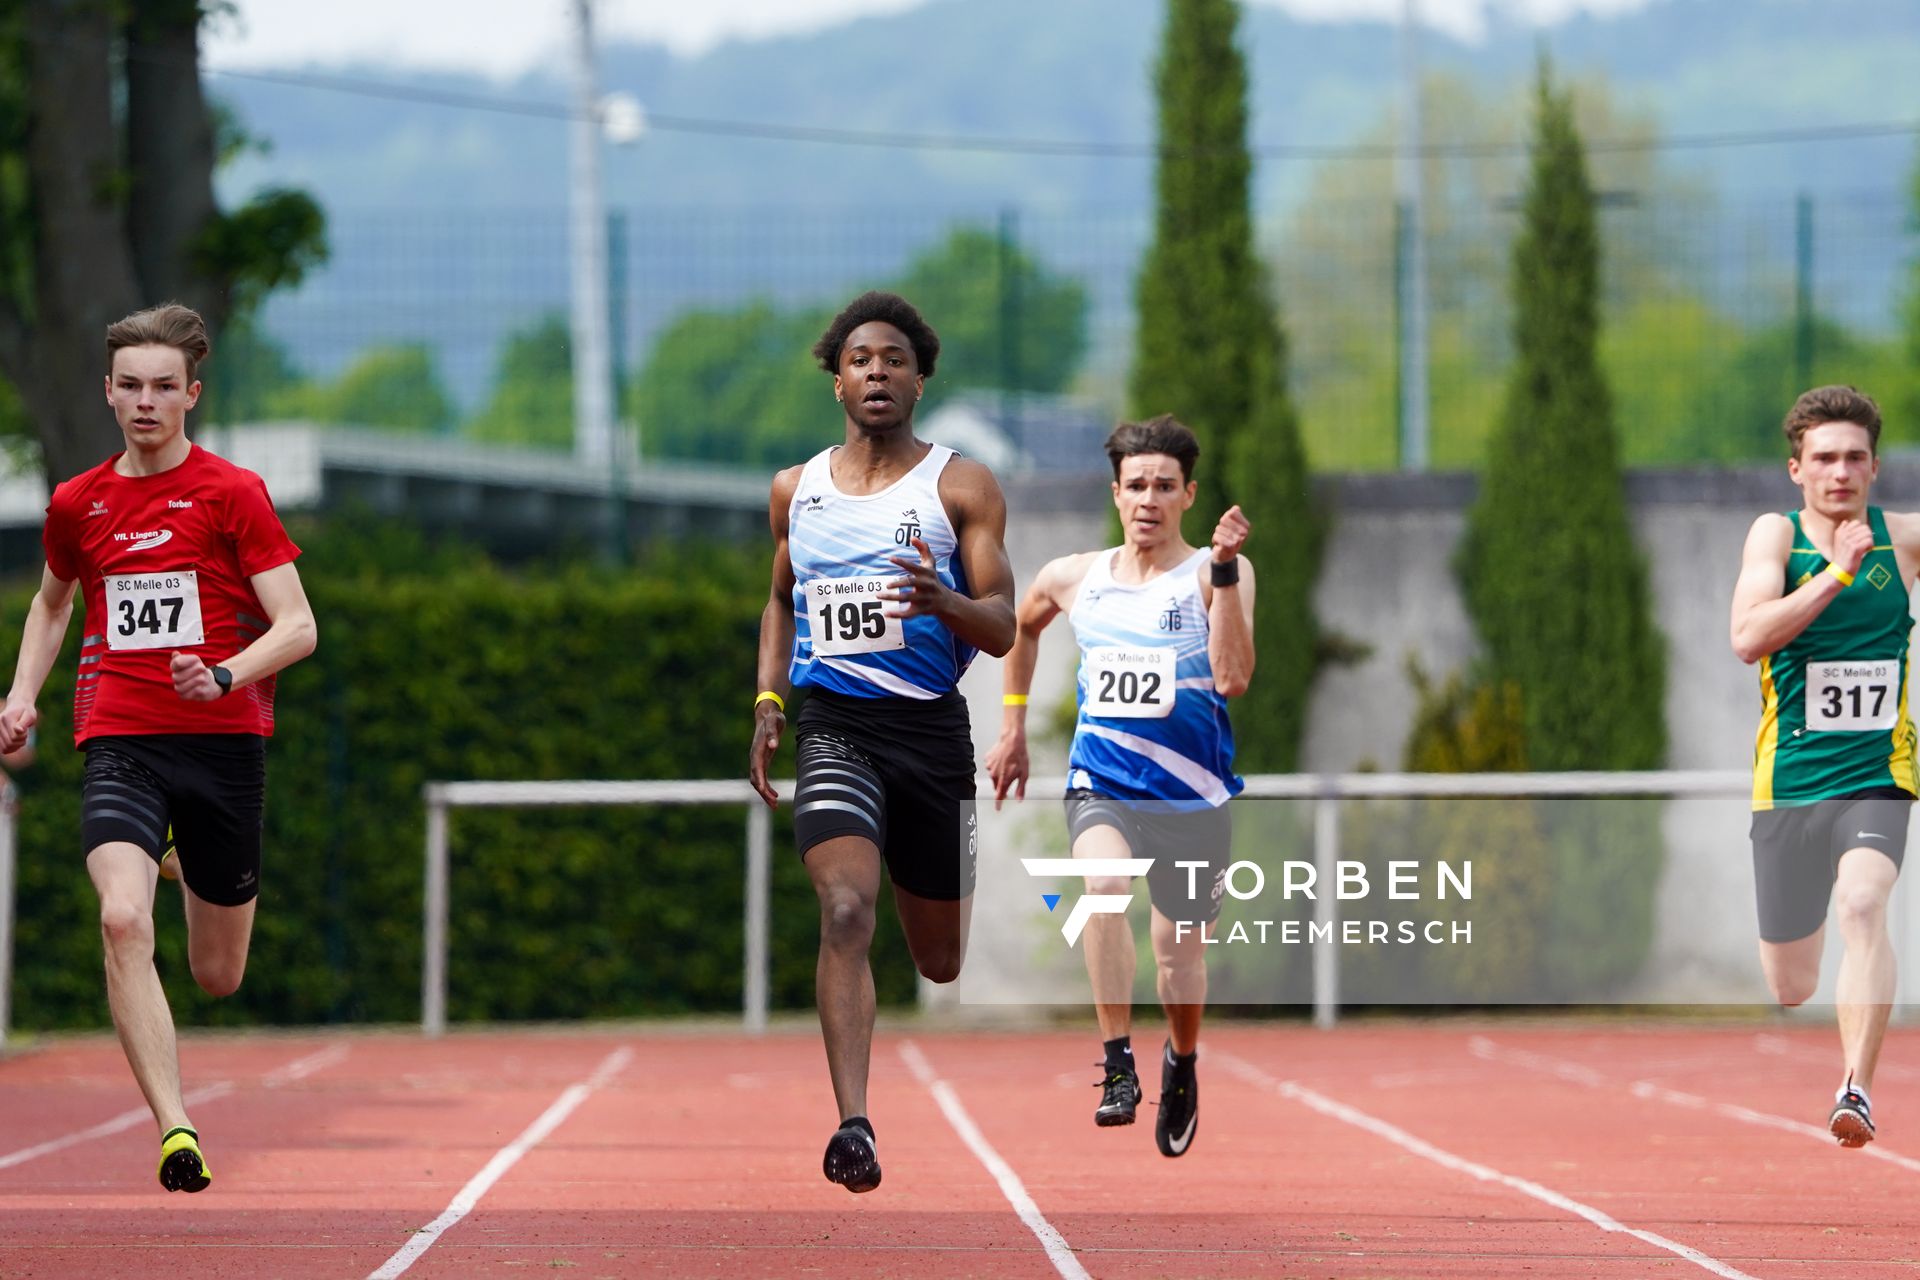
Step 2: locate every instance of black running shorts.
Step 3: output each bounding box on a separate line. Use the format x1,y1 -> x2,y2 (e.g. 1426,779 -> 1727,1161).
1064,790 -> 1233,925
792,688 -> 977,901
1750,786 -> 1911,943
82,734 -> 267,907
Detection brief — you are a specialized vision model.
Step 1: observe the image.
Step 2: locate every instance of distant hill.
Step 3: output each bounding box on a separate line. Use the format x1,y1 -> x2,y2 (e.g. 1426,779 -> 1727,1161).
211,0 -> 1920,405
216,0 -> 1920,213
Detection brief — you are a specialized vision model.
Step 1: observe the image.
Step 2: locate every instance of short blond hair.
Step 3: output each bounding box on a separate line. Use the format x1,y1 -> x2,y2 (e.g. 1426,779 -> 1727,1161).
106,303 -> 211,382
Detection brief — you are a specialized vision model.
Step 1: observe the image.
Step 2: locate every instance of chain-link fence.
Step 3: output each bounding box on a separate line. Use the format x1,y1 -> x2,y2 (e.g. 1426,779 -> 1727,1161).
216,189 -> 1915,474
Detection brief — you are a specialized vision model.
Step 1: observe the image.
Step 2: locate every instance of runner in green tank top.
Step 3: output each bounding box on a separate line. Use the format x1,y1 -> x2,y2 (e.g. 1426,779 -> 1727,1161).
1730,385 -> 1920,1149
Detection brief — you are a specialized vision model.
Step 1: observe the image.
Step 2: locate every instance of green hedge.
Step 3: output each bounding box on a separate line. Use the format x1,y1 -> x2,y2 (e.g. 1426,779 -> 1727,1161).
7,524 -> 916,1029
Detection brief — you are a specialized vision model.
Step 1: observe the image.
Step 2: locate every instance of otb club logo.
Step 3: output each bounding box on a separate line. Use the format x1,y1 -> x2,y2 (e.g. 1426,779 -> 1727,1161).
895,508 -> 921,546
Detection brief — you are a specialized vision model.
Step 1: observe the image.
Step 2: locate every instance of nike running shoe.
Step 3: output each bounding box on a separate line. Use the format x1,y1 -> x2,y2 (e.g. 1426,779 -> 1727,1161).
1830,1082 -> 1875,1148
822,1120 -> 881,1193
1094,1063 -> 1142,1127
157,1126 -> 211,1193
1155,1042 -> 1198,1158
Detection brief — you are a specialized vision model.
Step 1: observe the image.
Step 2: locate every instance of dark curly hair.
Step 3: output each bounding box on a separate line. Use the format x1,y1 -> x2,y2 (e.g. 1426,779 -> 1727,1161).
812,291 -> 940,377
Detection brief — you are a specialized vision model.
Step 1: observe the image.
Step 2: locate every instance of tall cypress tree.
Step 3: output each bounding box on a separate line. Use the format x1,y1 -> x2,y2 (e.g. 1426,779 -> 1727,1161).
1131,0 -> 1318,770
1457,56 -> 1665,772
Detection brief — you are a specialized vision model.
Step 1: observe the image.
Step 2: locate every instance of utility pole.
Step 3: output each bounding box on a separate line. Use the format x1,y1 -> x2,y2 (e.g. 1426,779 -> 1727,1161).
568,0 -> 615,469
1395,0 -> 1430,471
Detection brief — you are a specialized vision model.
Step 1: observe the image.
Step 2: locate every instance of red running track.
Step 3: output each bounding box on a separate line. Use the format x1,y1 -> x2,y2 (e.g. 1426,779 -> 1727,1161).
0,1020 -> 1914,1278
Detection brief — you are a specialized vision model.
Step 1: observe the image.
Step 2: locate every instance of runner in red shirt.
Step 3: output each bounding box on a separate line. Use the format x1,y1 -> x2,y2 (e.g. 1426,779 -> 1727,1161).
0,303 -> 316,1194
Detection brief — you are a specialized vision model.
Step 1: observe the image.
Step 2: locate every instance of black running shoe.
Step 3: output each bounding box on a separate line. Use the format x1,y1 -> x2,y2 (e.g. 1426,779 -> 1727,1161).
1094,1063 -> 1142,1127
157,1126 -> 211,1193
1155,1042 -> 1198,1158
822,1121 -> 882,1193
1830,1084 -> 1875,1148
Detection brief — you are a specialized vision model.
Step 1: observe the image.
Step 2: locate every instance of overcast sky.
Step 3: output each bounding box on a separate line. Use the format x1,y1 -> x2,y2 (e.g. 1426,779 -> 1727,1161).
202,0 -> 1663,80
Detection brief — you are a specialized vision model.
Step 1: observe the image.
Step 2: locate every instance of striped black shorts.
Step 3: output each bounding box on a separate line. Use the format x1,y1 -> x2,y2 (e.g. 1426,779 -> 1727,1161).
82,734 -> 267,906
792,688 -> 977,901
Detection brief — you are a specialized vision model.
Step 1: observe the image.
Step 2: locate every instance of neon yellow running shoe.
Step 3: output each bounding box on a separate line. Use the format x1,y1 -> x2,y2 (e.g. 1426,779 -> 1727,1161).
158,827 -> 178,882
157,1125 -> 210,1193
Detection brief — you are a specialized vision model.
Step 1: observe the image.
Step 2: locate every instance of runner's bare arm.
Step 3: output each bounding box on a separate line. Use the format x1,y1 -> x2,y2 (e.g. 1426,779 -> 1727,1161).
1203,505 -> 1256,697
1730,513 -> 1849,664
914,456 -> 1015,658
749,466 -> 802,807
0,564 -> 78,751
173,561 -> 318,701
985,554 -> 1088,809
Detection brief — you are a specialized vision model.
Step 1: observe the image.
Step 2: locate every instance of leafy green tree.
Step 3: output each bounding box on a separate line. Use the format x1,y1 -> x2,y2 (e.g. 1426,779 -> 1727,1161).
1131,0 -> 1318,772
630,302 -> 827,466
1458,56 -> 1665,773
292,343 -> 454,433
1901,140 -> 1920,435
896,226 -> 1087,402
197,318 -> 309,425
1274,70 -> 1706,471
629,225 -> 1089,468
468,314 -> 575,448
0,1 -> 326,480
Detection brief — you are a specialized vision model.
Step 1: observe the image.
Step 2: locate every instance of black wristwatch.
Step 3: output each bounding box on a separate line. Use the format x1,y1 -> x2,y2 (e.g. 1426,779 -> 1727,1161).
211,665 -> 233,697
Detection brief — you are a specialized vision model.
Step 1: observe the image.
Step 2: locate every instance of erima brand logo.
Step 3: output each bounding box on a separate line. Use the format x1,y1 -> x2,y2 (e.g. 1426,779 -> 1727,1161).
167,499 -> 194,510
118,529 -> 173,551
87,500 -> 110,519
1023,857 -> 1152,945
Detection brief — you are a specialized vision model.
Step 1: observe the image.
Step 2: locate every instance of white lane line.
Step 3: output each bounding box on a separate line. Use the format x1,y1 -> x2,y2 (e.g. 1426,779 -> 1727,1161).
263,1042 -> 350,1087
1215,1049 -> 1760,1280
0,1080 -> 232,1171
367,1046 -> 633,1280
898,1040 -> 1091,1280
1471,1035 -> 1920,1176
0,1038 -> 353,1173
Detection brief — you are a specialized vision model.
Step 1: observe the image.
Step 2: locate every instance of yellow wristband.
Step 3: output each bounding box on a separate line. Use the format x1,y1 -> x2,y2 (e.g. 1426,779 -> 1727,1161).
1828,563 -> 1855,587
1003,694 -> 1029,706
754,690 -> 785,713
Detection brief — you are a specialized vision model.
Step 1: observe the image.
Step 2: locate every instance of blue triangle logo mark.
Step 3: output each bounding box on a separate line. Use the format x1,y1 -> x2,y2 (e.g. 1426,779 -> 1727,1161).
1042,893 -> 1061,912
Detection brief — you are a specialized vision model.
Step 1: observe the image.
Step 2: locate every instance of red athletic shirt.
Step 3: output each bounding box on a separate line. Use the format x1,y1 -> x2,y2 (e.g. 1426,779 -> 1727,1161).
43,445 -> 302,742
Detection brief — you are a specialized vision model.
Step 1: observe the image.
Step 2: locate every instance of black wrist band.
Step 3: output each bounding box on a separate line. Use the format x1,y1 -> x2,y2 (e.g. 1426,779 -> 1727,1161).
1210,558 -> 1240,588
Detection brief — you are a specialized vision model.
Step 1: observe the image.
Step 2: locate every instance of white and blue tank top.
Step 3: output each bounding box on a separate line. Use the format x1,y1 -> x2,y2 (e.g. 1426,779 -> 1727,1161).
1066,547 -> 1241,809
787,443 -> 976,700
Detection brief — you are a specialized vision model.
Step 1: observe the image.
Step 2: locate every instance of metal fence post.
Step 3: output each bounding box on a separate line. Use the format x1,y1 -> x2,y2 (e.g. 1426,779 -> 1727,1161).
1312,792 -> 1339,1029
423,790 -> 449,1037
745,804 -> 771,1033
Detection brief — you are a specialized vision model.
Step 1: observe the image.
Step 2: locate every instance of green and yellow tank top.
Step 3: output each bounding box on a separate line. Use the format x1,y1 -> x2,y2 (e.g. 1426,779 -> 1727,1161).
1753,506 -> 1916,809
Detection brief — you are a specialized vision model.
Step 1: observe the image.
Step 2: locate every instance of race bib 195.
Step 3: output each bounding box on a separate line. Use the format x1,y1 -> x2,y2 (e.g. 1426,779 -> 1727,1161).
1806,658 -> 1900,732
1084,646 -> 1177,719
806,576 -> 906,656
104,570 -> 204,651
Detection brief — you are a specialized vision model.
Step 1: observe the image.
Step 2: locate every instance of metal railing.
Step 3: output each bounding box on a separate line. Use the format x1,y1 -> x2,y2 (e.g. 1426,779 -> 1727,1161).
418,769 -> 1759,1036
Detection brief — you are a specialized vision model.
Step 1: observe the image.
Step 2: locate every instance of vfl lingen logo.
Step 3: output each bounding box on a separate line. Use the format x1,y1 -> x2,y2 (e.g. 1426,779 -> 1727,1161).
1022,857 -> 1152,945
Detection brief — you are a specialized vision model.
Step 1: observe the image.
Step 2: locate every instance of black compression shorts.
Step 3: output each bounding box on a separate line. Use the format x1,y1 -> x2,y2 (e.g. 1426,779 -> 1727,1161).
82,733 -> 267,907
792,688 -> 977,901
1064,790 -> 1233,925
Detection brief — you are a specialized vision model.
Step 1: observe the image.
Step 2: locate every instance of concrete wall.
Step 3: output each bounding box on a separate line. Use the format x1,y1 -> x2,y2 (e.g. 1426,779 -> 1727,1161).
944,463 -> 1920,1012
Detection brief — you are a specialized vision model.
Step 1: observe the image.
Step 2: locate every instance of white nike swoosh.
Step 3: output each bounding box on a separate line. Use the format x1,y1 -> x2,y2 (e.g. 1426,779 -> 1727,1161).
130,530 -> 173,551
1857,832 -> 1887,840
1164,1110 -> 1197,1155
